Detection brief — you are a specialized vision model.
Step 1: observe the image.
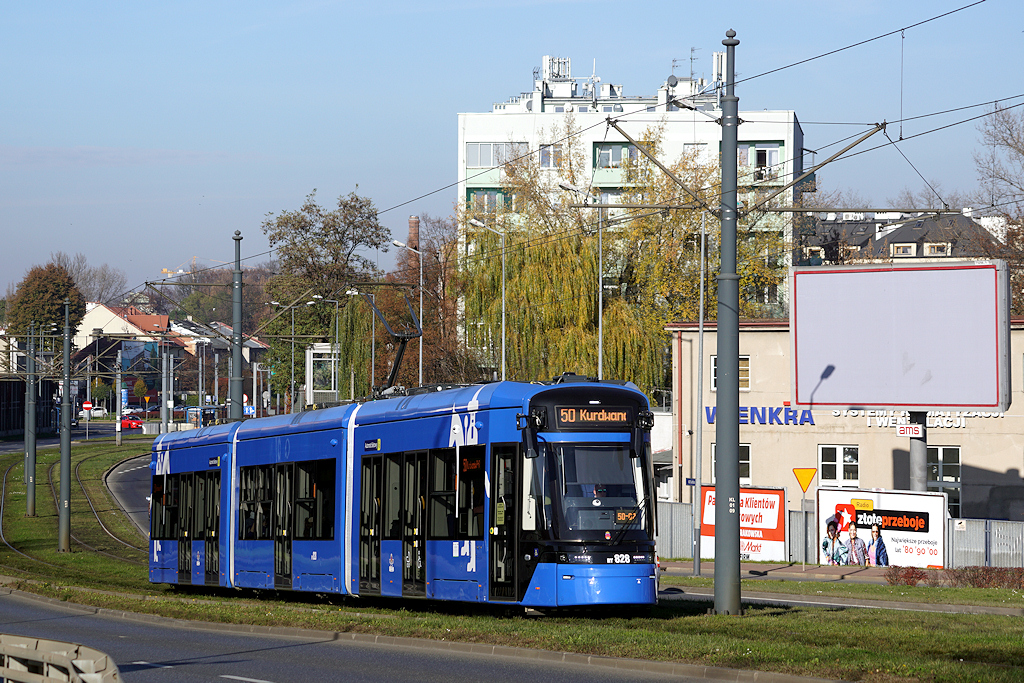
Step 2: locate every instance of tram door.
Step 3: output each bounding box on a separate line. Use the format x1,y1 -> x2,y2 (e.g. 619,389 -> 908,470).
202,471 -> 221,585
178,474 -> 195,584
274,464 -> 293,588
403,451 -> 427,595
359,456 -> 383,594
489,444 -> 518,600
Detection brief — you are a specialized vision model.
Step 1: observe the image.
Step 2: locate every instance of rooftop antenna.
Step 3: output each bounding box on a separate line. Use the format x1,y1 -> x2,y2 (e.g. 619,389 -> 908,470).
690,46 -> 701,81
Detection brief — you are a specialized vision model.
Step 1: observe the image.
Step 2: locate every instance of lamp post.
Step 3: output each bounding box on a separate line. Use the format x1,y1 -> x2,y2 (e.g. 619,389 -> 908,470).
469,218 -> 506,380
393,240 -> 423,386
270,299 -> 316,413
559,181 -> 604,379
312,295 -> 341,402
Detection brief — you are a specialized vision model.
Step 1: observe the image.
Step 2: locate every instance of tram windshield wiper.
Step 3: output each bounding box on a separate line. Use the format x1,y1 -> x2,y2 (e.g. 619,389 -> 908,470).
610,497 -> 647,546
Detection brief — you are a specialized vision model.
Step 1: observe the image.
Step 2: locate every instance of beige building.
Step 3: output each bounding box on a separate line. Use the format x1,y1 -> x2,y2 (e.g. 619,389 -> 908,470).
668,320 -> 1024,521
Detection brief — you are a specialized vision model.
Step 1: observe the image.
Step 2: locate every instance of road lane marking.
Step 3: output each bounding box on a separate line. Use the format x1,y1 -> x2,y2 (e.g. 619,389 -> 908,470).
220,676 -> 277,683
132,661 -> 174,669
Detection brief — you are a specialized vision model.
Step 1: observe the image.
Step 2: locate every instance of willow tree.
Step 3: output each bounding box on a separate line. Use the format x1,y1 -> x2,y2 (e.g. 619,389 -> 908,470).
459,116 -> 667,392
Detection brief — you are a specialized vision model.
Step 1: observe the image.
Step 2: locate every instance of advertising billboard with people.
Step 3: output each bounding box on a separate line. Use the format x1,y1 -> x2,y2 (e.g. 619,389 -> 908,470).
817,488 -> 947,568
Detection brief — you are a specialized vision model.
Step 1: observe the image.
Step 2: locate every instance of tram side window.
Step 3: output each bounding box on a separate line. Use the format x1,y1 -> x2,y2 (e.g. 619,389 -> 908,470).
458,445 -> 485,540
383,454 -> 402,540
429,448 -> 456,538
239,465 -> 273,540
295,459 -> 336,540
151,473 -> 180,540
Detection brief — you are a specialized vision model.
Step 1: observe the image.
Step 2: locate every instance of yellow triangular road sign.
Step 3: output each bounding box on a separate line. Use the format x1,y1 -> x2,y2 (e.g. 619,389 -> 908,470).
793,467 -> 817,493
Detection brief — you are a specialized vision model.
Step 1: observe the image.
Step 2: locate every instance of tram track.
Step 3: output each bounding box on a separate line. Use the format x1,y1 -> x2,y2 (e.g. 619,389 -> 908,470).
46,458 -> 147,566
0,463 -> 63,571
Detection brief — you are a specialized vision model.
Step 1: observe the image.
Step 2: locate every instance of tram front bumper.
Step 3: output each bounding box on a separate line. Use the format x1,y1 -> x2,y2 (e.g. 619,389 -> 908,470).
555,563 -> 658,606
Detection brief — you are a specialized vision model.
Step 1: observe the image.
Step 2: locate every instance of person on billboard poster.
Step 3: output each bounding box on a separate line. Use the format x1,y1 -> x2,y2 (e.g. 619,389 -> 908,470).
821,519 -> 848,565
867,523 -> 889,566
845,523 -> 868,565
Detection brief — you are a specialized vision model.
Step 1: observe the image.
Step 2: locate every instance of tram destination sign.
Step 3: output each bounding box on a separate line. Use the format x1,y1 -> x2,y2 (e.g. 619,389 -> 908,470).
555,405 -> 633,430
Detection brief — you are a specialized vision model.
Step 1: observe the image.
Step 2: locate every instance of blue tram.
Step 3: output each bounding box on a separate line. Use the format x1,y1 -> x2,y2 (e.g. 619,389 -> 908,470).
149,376 -> 658,607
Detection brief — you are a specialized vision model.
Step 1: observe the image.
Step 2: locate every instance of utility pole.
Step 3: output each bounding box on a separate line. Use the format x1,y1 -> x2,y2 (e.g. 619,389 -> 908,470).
58,301 -> 71,552
230,231 -> 244,420
115,349 -> 122,446
714,28 -> 742,616
26,323 -> 36,516
160,342 -> 168,434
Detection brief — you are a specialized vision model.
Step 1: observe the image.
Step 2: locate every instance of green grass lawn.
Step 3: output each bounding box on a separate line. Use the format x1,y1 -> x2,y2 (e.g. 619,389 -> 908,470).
2,440 -> 1022,683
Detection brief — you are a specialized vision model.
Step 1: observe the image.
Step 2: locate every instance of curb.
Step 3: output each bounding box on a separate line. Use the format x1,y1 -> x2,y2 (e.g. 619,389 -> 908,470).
0,586 -> 840,683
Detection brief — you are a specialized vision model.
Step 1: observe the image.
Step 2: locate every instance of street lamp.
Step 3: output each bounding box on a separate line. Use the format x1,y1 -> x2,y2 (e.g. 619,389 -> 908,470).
393,240 -> 423,386
270,299 -> 315,413
560,181 -> 604,380
312,295 -> 341,403
469,218 -> 506,381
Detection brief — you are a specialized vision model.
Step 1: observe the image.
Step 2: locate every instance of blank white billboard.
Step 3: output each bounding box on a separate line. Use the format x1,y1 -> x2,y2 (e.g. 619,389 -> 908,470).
790,261 -> 1010,411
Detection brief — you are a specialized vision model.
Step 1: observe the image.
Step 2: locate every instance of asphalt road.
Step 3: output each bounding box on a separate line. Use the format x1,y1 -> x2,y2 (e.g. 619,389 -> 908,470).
0,591 -> 709,683
107,453 -> 153,536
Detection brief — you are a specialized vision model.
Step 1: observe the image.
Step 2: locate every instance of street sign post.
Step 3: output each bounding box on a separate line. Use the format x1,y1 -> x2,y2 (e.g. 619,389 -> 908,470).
793,468 -> 817,570
82,400 -> 92,440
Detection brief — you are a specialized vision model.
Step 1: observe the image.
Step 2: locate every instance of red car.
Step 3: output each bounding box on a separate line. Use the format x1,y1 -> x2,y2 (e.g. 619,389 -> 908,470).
121,416 -> 144,429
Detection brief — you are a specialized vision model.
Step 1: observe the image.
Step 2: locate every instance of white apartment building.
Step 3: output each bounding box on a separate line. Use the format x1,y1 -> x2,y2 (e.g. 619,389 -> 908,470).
457,55 -> 809,231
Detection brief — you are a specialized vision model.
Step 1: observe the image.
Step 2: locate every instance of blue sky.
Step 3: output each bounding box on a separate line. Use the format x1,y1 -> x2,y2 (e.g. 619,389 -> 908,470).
2,0 -> 1021,296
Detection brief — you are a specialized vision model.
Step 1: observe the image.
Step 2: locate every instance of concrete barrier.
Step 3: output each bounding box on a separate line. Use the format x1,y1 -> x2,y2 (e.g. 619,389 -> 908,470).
0,632 -> 121,682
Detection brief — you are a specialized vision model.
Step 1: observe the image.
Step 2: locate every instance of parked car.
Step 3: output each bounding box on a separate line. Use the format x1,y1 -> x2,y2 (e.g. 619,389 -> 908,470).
121,416 -> 144,429
78,406 -> 108,418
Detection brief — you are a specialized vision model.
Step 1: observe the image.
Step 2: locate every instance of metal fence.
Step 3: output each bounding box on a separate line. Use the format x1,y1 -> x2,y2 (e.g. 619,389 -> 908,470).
655,501 -> 1024,568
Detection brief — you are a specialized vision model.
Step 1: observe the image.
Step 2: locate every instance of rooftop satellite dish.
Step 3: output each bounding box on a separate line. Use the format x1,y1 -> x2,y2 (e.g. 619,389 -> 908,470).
667,75 -> 678,87
526,100 -> 533,111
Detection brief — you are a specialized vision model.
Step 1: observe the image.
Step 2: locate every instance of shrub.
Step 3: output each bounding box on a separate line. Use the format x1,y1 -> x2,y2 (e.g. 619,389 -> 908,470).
884,566 -> 928,586
944,566 -> 1024,589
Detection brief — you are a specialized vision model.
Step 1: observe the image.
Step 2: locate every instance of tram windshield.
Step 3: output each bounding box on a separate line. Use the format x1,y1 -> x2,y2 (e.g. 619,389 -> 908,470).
525,442 -> 652,542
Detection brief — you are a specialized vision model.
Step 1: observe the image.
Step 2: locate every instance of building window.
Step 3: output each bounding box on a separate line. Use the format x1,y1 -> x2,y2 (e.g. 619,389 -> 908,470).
754,143 -> 780,180
540,144 -> 563,168
819,445 -> 859,487
466,142 -> 527,168
595,143 -> 637,169
928,446 -> 961,518
892,243 -> 916,257
711,355 -> 750,391
579,105 -> 589,113
711,443 -> 752,485
926,243 -> 949,256
467,189 -> 514,213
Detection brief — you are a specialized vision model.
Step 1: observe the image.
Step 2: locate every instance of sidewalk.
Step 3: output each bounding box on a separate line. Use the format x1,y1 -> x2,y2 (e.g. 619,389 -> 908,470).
662,560 -> 890,584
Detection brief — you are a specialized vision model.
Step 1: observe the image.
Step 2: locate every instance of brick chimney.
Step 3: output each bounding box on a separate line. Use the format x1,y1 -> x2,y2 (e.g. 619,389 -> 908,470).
408,215 -> 420,251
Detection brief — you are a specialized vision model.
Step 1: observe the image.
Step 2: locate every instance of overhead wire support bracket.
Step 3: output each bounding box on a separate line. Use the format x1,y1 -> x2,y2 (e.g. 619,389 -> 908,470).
745,122 -> 887,216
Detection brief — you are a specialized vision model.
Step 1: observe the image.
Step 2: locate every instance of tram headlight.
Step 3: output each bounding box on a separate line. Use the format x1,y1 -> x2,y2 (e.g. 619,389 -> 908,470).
568,553 -> 594,564
632,552 -> 654,563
